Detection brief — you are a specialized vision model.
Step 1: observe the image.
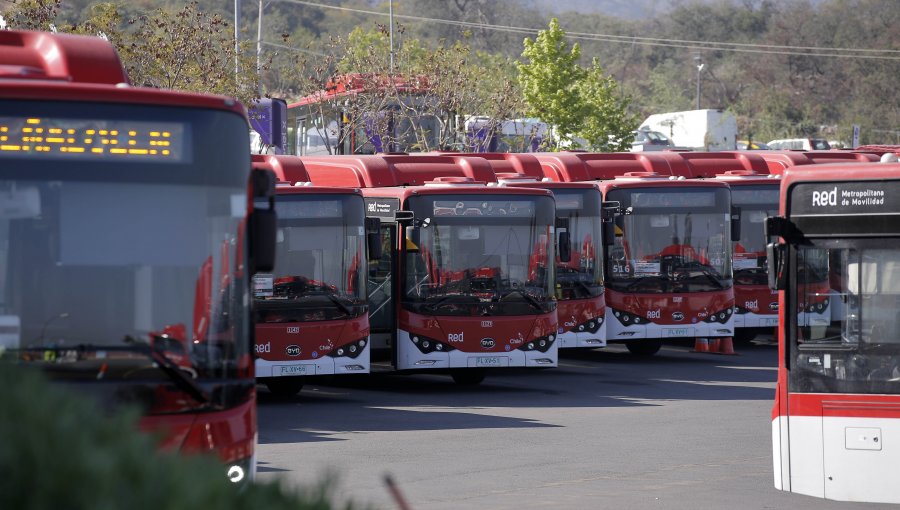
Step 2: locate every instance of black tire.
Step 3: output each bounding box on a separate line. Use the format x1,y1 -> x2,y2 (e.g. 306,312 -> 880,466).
264,377 -> 304,397
626,339 -> 662,357
734,329 -> 758,345
450,368 -> 486,385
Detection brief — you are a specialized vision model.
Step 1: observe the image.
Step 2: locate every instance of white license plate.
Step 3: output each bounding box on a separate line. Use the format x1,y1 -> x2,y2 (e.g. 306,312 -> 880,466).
663,328 -> 690,337
476,356 -> 502,367
276,365 -> 312,376
764,318 -> 780,326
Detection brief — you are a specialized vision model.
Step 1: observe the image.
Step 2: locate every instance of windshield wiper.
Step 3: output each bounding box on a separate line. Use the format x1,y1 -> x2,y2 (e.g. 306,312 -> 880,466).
496,289 -> 547,312
623,275 -> 669,292
422,294 -> 481,312
21,343 -> 214,408
675,264 -> 726,289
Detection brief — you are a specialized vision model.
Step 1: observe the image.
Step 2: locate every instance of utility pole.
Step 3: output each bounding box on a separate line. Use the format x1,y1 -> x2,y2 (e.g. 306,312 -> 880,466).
257,0 -> 263,80
694,54 -> 704,110
388,1 -> 394,73
234,0 -> 241,77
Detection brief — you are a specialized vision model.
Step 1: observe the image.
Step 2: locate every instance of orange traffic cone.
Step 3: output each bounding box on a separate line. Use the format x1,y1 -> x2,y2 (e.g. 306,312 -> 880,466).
717,336 -> 737,355
709,337 -> 721,353
692,337 -> 709,353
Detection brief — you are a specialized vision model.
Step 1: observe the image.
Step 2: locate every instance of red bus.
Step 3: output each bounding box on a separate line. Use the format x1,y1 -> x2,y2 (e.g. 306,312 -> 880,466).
767,161 -> 900,504
533,152 -> 738,356
443,153 -> 607,349
297,154 -> 559,384
0,30 -> 276,483
712,171 -> 781,343
249,155 -> 373,396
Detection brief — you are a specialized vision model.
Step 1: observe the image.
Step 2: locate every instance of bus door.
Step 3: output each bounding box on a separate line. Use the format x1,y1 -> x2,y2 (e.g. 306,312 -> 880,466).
782,240 -> 900,504
365,199 -> 399,362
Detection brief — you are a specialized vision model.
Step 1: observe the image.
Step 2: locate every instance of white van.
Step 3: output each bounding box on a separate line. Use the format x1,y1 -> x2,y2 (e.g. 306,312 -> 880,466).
766,138 -> 831,150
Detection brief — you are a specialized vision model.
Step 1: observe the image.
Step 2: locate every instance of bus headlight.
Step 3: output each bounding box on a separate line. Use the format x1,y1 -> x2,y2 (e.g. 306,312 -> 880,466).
327,337 -> 369,359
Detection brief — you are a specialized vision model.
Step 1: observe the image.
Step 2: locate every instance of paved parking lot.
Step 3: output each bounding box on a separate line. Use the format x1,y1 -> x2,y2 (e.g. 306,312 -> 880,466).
256,339 -> 887,509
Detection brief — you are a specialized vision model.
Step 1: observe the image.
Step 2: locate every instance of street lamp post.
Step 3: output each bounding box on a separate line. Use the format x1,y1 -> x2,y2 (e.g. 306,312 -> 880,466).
694,54 -> 704,110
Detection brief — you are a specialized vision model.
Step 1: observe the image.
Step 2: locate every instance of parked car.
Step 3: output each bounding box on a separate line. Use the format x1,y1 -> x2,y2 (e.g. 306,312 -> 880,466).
766,138 -> 831,150
631,129 -> 675,151
736,140 -> 771,150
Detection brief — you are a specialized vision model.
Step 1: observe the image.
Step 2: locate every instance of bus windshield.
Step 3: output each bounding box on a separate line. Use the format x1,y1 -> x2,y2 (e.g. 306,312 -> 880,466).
403,194 -> 556,316
732,186 -> 779,286
0,100 -> 251,391
791,240 -> 900,395
605,187 -> 732,293
555,189 -> 603,301
253,194 -> 366,322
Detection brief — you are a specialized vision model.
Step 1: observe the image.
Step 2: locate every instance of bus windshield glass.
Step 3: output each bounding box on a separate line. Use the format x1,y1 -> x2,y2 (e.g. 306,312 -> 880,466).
403,194 -> 556,316
253,194 -> 366,322
791,239 -> 900,395
0,100 -> 251,389
732,186 -> 779,285
554,189 -> 603,300
605,186 -> 732,293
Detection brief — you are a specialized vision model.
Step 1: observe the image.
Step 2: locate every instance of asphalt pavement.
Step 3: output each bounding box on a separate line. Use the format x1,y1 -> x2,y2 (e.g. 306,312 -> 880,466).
256,337 -> 889,509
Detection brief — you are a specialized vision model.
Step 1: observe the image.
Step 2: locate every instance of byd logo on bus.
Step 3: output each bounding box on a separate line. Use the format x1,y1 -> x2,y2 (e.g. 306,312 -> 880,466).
812,187 -> 838,207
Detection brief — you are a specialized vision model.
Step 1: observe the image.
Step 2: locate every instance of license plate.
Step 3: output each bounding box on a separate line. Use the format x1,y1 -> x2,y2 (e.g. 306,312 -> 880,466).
663,328 -> 690,337
476,356 -> 502,367
276,365 -> 312,376
764,318 -> 780,326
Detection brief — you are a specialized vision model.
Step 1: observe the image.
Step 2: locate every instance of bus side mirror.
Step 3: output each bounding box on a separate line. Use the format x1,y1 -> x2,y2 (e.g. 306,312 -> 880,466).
250,168 -> 277,273
365,217 -> 382,261
602,201 -> 620,247
731,206 -> 741,242
767,242 -> 786,291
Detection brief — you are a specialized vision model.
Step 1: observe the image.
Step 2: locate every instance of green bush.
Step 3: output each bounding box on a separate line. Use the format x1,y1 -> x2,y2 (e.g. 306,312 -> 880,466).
0,366 -> 363,510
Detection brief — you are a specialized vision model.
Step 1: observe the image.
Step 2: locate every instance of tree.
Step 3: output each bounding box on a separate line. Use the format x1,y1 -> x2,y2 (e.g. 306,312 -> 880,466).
518,18 -> 635,150
286,26 -> 523,154
576,60 -> 637,151
517,18 -> 585,148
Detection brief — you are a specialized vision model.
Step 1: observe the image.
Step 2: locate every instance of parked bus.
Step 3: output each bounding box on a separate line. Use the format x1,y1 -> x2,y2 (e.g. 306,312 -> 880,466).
297,154 -> 559,384
250,154 -> 373,396
767,161 -> 900,504
446,153 -> 607,349
713,171 -> 781,342
0,30 -> 276,482
533,152 -> 738,356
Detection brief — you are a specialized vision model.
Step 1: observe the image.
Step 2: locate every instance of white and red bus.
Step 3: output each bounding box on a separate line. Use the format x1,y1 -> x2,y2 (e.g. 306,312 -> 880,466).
249,155 -> 373,396
533,152 -> 738,356
768,161 -> 900,504
296,154 -> 559,384
0,30 -> 276,482
442,153 -> 607,349
712,171 -> 781,342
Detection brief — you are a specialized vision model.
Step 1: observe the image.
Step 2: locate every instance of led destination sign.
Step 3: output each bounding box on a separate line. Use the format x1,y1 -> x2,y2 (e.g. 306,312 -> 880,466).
0,116 -> 189,162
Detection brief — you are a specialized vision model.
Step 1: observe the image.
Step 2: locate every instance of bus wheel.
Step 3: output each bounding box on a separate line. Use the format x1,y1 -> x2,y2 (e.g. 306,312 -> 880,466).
626,340 -> 661,357
734,329 -> 757,344
264,378 -> 304,397
450,369 -> 486,385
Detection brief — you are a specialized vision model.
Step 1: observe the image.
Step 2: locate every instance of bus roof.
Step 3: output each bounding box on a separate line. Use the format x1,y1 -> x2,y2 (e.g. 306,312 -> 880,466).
297,154 -> 499,188
0,30 -> 127,84
0,30 -> 246,117
753,150 -> 879,174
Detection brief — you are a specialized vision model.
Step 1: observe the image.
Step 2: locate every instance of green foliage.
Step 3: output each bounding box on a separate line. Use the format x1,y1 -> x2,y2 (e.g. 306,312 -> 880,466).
518,19 -> 635,150
0,365 -> 362,510
518,18 -> 586,147
576,60 -> 638,151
